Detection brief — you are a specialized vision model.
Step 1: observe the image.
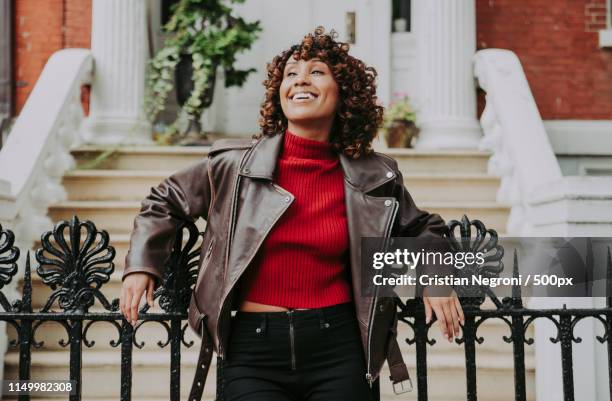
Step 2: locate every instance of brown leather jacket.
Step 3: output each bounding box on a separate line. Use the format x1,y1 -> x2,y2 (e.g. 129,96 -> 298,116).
121,132 -> 451,396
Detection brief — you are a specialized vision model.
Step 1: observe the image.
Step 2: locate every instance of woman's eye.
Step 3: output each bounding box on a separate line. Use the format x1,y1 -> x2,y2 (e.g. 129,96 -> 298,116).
312,70 -> 324,75
286,72 -> 297,77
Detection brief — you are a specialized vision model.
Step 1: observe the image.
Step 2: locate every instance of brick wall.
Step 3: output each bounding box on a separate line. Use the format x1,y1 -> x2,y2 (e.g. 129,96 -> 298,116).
13,0 -> 91,114
476,0 -> 612,119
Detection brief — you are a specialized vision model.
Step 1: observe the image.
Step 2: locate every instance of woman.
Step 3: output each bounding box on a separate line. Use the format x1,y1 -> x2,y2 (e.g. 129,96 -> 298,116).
120,27 -> 464,401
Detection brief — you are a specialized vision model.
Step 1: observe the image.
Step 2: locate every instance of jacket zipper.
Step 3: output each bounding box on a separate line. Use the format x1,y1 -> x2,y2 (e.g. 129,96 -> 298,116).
288,309 -> 296,370
216,157 -> 244,359
366,199 -> 399,387
195,240 -> 215,290
217,182 -> 294,359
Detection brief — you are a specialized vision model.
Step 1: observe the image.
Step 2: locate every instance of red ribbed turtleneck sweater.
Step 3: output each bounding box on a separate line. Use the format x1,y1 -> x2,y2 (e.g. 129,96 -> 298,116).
236,129 -> 352,308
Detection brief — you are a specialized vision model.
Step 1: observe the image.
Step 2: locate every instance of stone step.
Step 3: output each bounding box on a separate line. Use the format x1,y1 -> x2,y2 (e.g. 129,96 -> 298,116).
424,201 -> 510,233
72,146 -> 211,172
71,146 -> 491,174
3,345 -> 533,401
384,148 -> 492,174
48,201 -> 207,234
48,200 -> 508,235
62,170 -> 172,202
379,352 -> 535,401
62,169 -> 501,202
405,173 -> 500,202
3,349 -> 218,399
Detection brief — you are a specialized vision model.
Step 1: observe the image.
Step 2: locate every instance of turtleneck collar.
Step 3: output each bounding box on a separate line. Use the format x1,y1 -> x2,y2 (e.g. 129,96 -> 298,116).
282,129 -> 337,160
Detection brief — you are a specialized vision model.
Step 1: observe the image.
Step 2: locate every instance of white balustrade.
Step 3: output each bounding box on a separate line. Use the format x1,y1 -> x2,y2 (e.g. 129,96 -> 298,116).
0,49 -> 93,251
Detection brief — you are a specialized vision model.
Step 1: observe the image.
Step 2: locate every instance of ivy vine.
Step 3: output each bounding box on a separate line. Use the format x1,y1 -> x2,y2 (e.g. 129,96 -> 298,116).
144,0 -> 261,135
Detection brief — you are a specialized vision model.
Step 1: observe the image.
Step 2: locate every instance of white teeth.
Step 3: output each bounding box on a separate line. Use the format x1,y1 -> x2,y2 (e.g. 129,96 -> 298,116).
292,92 -> 315,100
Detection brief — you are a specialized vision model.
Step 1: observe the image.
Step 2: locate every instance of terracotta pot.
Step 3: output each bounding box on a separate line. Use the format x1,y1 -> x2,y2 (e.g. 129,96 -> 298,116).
385,119 -> 419,148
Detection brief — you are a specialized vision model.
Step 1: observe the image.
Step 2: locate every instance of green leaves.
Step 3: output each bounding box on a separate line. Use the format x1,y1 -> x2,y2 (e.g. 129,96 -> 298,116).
144,0 -> 262,130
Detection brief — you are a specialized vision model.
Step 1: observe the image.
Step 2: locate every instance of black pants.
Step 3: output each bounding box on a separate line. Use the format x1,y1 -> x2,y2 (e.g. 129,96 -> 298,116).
218,302 -> 374,401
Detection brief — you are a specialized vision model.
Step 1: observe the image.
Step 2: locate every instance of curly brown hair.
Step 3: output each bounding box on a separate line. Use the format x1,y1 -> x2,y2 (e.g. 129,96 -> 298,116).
255,26 -> 384,158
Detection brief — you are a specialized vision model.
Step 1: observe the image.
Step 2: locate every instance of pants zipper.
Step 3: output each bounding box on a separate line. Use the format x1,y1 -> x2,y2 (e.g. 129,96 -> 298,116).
288,309 -> 296,370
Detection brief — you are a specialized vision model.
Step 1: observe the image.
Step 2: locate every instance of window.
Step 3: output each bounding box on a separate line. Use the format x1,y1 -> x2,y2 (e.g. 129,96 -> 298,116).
600,0 -> 612,47
392,0 -> 411,33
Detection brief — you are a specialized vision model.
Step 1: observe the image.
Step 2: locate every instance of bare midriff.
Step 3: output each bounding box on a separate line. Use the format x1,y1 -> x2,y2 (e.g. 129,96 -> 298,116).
238,299 -> 310,312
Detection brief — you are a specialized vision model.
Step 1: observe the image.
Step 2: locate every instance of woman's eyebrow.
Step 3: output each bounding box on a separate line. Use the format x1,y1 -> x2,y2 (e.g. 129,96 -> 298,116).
285,58 -> 325,65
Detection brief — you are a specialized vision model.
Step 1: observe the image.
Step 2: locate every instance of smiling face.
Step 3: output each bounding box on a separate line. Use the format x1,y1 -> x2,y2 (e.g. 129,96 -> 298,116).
279,57 -> 339,138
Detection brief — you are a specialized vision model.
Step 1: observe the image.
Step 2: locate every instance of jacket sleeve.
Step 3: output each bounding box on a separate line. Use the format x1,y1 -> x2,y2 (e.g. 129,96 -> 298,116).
121,158 -> 213,289
392,167 -> 455,297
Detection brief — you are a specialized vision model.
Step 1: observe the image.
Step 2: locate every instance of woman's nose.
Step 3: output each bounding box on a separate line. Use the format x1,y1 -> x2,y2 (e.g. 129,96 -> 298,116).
294,71 -> 311,86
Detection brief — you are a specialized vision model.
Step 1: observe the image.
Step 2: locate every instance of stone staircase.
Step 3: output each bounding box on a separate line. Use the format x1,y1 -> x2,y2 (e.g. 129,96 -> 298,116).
4,144 -> 534,400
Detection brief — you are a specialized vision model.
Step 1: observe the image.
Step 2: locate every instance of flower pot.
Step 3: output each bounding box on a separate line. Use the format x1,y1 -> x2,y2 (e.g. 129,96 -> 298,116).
174,53 -> 217,144
175,53 -> 217,110
385,119 -> 419,148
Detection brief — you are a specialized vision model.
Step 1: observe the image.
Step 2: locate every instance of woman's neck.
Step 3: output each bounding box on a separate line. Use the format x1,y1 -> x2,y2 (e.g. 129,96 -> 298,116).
286,121 -> 331,142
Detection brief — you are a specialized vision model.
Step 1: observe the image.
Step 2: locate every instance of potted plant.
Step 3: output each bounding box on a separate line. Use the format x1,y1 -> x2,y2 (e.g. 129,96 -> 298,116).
382,92 -> 419,148
145,0 -> 262,145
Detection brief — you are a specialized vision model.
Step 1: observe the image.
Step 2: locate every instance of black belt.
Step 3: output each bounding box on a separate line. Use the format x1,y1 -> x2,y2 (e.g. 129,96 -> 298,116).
188,316 -> 214,401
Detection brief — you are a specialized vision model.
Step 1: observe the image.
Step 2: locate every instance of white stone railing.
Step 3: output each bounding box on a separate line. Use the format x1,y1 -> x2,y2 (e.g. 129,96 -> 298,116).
474,49 -> 612,237
473,49 -> 563,235
0,49 -> 92,249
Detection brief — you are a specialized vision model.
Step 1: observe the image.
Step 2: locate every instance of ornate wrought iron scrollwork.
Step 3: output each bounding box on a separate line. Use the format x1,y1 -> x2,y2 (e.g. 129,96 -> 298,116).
0,223 -> 20,311
446,215 -> 504,307
148,220 -> 202,315
35,215 -> 116,313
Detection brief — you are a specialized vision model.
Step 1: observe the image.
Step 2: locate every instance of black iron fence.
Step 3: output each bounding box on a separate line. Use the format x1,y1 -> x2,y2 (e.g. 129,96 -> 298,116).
0,215 -> 610,401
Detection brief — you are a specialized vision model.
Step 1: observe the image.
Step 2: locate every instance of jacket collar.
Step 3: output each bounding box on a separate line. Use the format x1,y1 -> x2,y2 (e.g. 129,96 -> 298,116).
240,132 -> 396,193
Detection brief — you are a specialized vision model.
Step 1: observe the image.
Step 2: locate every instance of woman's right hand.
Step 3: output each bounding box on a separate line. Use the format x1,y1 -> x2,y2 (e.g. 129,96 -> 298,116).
120,272 -> 156,326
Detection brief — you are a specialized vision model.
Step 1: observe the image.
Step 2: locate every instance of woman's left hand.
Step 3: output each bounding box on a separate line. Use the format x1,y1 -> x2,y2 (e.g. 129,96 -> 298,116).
423,286 -> 464,342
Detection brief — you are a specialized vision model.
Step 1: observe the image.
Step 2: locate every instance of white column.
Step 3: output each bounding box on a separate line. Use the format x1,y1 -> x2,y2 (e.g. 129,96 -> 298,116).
83,0 -> 152,145
412,0 -> 481,149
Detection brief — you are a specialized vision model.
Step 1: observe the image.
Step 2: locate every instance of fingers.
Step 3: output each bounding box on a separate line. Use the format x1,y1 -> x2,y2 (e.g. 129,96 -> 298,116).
438,300 -> 453,341
425,293 -> 465,342
120,283 -> 126,322
130,286 -> 144,326
445,300 -> 461,340
431,303 -> 447,340
123,290 -> 133,326
147,279 -> 154,308
423,296 -> 433,324
454,296 -> 465,326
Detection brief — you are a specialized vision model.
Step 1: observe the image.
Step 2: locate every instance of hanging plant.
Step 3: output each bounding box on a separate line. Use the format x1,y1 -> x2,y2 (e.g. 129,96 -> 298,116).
145,0 -> 262,144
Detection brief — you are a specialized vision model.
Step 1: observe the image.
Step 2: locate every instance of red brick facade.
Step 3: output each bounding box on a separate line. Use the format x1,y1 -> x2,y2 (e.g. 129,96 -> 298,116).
13,0 -> 91,113
476,0 -> 612,119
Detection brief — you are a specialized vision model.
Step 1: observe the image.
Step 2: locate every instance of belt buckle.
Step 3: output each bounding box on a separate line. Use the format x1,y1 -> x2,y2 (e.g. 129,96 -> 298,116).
392,378 -> 413,394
